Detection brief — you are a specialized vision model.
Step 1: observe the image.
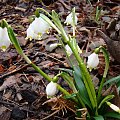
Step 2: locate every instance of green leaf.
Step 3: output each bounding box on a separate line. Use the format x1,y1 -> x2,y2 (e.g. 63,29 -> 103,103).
104,75 -> 120,86
60,72 -> 77,93
100,46 -> 109,78
98,95 -> 114,109
73,66 -> 92,109
94,115 -> 104,120
7,27 -> 23,55
51,10 -> 62,29
104,112 -> 120,119
40,14 -> 61,34
64,93 -> 77,99
57,68 -> 73,74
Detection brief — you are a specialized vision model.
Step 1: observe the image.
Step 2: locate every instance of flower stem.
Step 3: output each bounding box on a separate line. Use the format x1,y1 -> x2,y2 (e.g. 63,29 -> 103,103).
67,40 -> 97,110
7,26 -> 53,82
57,84 -> 78,104
97,46 -> 109,103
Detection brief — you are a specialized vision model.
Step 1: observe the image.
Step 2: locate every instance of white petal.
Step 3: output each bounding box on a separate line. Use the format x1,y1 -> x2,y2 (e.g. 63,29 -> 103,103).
26,14 -> 50,40
87,53 -> 99,69
0,27 -> 11,51
27,27 -> 34,39
65,12 -> 78,26
110,104 -> 120,112
46,81 -> 57,97
48,43 -> 58,52
65,44 -> 73,56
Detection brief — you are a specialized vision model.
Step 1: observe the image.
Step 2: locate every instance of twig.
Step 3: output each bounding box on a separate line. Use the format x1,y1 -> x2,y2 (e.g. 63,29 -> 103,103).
0,64 -> 29,79
41,110 -> 59,120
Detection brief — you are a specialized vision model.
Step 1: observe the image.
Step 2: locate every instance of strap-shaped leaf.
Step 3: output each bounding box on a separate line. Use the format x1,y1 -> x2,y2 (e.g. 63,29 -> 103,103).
73,66 -> 92,109
98,95 -> 114,109
104,112 -> 120,119
94,115 -> 104,120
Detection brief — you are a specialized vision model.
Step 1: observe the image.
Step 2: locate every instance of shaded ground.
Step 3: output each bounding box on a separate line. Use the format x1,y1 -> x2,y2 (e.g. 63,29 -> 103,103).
0,0 -> 120,120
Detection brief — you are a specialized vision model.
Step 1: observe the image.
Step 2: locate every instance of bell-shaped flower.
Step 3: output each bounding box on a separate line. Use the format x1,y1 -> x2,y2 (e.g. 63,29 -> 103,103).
46,81 -> 58,97
26,14 -> 50,40
65,12 -> 78,26
47,43 -> 59,52
107,102 -> 120,113
65,44 -> 82,56
87,53 -> 99,70
0,27 -> 11,51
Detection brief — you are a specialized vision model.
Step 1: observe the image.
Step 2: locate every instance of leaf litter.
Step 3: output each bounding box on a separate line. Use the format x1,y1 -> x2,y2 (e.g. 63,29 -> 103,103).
0,0 -> 120,119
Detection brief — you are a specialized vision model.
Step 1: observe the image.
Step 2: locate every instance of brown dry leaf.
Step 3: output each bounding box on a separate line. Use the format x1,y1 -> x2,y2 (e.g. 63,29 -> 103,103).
0,64 -> 5,73
39,61 -> 56,68
7,65 -> 17,72
0,106 -> 11,120
0,76 -> 17,91
17,36 -> 28,46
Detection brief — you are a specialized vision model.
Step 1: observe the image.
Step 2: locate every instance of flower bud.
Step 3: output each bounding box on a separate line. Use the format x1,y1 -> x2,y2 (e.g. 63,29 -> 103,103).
87,53 -> 99,70
46,43 -> 59,52
0,27 -> 11,51
107,102 -> 120,113
46,81 -> 58,97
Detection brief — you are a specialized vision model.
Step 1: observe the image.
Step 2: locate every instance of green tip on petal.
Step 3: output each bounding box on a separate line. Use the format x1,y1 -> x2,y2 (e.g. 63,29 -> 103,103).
1,46 -> 7,51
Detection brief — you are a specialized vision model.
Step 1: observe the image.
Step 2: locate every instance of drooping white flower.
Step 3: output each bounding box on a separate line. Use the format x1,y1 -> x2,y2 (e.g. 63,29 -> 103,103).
107,102 -> 120,113
26,14 -> 50,40
48,43 -> 59,52
46,81 -> 58,97
65,12 -> 78,26
0,27 -> 11,51
65,44 -> 82,56
87,53 -> 99,70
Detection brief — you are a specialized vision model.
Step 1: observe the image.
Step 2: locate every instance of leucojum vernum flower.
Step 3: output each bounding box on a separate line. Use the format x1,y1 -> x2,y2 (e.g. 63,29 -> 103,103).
106,102 -> 120,114
87,52 -> 99,71
46,81 -> 58,97
0,27 -> 11,51
26,13 -> 51,40
65,11 -> 78,26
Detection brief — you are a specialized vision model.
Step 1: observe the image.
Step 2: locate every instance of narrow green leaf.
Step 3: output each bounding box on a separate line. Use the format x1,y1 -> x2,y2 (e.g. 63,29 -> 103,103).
94,115 -> 104,120
60,72 -> 77,93
98,95 -> 114,109
104,75 -> 120,86
100,46 -> 109,78
73,66 -> 92,109
104,112 -> 120,119
7,27 -> 23,55
97,46 -> 110,102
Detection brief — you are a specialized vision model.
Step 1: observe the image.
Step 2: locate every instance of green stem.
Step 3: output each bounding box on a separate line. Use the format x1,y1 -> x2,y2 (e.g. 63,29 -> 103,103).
30,63 -> 52,82
72,7 -> 76,37
67,41 -> 97,110
97,46 -> 109,103
57,84 -> 78,104
7,26 -> 53,82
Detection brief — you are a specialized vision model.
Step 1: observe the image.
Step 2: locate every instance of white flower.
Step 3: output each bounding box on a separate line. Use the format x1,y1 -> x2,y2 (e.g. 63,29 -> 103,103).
46,81 -> 58,97
0,27 -> 11,51
48,43 -> 59,52
65,44 -> 82,56
26,14 -> 50,40
107,102 -> 120,113
65,44 -> 73,56
87,53 -> 99,70
65,12 -> 78,26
